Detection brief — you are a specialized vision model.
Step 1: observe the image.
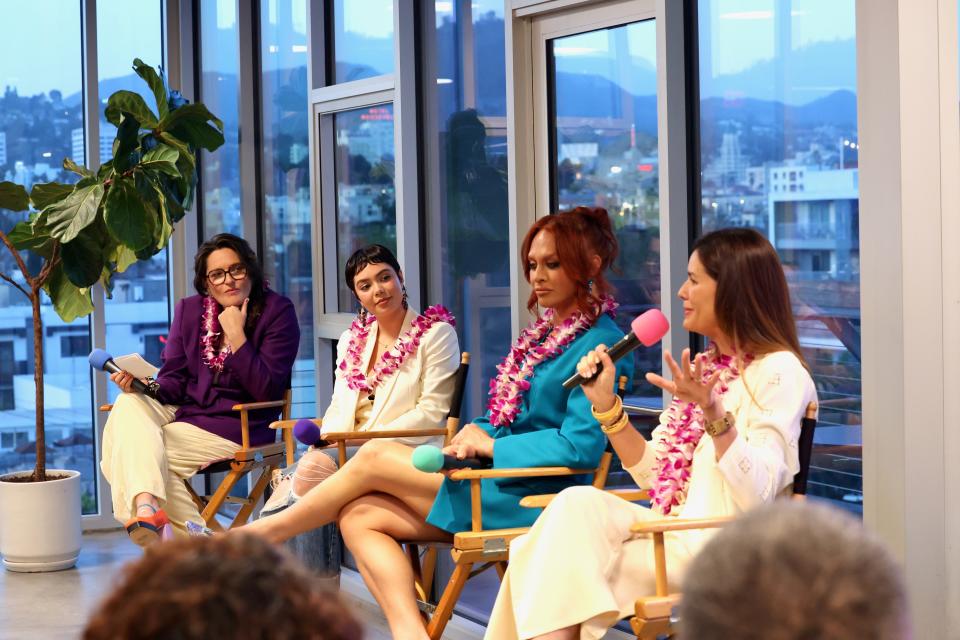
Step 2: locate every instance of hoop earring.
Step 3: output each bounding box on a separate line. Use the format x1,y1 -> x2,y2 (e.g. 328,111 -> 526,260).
401,286 -> 409,310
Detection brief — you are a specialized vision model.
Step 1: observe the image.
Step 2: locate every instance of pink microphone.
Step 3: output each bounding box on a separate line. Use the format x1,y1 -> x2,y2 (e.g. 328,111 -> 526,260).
562,309 -> 669,389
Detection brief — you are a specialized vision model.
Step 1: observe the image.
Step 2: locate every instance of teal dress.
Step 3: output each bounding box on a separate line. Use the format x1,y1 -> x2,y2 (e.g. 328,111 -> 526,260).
426,314 -> 632,533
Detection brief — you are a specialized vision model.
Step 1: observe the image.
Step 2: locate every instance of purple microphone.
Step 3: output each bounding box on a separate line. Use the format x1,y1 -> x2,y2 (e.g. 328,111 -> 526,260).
292,418 -> 327,448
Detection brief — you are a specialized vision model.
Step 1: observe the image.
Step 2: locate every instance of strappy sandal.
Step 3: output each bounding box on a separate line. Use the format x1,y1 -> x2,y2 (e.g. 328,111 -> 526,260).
125,505 -> 171,548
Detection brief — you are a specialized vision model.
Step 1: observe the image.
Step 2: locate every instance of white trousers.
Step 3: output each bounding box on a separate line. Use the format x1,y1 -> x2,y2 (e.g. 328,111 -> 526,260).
99,393 -> 238,534
484,486 -> 698,640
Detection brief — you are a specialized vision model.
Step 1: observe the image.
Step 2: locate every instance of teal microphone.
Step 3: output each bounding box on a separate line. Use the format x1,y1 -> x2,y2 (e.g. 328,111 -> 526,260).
411,445 -> 490,473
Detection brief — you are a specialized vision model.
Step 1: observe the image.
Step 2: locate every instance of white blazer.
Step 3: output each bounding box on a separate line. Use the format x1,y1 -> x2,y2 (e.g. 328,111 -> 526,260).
320,307 -> 460,447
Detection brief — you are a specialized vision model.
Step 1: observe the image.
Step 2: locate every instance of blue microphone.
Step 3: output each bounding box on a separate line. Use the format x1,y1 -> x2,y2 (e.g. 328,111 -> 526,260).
89,349 -> 160,399
411,445 -> 490,473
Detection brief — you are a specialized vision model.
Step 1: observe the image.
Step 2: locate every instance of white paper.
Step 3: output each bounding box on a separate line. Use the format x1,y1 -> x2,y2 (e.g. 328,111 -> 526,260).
113,353 -> 160,379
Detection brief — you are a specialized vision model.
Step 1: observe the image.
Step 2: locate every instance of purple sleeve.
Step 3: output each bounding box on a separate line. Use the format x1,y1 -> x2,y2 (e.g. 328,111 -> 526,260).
222,297 -> 300,401
155,300 -> 189,404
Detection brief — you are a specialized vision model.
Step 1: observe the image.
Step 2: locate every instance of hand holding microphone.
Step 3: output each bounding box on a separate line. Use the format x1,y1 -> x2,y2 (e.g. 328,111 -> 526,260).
292,418 -> 329,448
411,445 -> 491,473
89,349 -> 160,400
562,309 -> 669,390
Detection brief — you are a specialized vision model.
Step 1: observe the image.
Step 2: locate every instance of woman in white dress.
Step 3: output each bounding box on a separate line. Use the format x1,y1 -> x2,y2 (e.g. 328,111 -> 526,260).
484,227 -> 818,640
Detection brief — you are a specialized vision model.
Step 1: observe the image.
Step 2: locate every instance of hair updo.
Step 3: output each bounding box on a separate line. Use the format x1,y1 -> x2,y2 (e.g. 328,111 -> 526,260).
520,206 -> 619,318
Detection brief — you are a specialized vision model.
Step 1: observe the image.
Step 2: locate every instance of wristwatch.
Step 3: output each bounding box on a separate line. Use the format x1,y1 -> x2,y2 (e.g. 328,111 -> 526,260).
704,411 -> 735,437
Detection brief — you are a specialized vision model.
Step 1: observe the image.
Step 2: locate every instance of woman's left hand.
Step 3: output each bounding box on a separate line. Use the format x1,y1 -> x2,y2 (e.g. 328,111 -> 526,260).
646,348 -> 722,413
219,298 -> 248,351
443,423 -> 495,460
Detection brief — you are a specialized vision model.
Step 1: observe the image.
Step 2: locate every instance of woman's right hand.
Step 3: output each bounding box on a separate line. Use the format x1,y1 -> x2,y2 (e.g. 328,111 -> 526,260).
109,371 -> 137,394
575,345 -> 618,413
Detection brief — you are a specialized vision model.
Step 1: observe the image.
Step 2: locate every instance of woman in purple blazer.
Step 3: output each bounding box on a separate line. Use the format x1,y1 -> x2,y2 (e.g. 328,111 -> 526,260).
100,233 -> 300,546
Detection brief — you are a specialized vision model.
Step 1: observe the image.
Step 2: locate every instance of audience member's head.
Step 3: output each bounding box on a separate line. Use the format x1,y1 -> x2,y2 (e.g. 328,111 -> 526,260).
83,534 -> 363,640
679,500 -> 909,640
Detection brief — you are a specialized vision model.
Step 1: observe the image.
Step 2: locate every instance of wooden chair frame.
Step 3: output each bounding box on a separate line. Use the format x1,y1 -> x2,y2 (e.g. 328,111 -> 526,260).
100,389 -> 294,532
629,400 -> 819,639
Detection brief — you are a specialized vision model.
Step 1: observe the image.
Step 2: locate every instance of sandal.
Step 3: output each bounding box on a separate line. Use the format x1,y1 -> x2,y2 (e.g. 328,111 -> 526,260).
125,506 -> 171,548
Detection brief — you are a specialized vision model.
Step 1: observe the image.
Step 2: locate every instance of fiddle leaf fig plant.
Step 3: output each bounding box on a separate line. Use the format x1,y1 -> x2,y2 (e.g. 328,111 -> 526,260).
0,58 -> 223,482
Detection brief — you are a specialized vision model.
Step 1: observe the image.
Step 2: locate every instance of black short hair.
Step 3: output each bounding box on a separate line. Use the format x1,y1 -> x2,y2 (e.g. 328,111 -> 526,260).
343,244 -> 402,295
193,233 -> 266,330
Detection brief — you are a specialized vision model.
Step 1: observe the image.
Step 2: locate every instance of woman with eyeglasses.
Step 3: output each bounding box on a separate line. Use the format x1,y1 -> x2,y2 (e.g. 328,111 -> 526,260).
99,233 -> 300,546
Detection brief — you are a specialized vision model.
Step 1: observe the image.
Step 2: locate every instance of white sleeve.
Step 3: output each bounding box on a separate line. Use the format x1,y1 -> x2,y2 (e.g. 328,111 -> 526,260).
622,412 -> 671,489
716,353 -> 816,510
320,329 -> 353,435
377,323 -> 460,445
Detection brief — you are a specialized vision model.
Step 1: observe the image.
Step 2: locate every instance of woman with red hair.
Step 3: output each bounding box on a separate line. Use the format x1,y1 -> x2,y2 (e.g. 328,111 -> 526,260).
241,207 -> 632,640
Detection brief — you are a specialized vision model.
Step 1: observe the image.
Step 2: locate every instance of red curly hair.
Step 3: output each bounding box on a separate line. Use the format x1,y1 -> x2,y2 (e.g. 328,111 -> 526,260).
520,206 -> 619,318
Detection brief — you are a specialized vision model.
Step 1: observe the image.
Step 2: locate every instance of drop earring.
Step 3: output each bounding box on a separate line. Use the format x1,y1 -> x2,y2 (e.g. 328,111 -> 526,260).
401,285 -> 409,310
357,306 -> 368,324
586,279 -> 594,294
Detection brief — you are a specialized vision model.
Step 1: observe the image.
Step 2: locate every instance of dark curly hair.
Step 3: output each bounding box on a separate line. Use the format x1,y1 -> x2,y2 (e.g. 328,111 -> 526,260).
193,233 -> 267,332
343,243 -> 403,295
82,535 -> 364,640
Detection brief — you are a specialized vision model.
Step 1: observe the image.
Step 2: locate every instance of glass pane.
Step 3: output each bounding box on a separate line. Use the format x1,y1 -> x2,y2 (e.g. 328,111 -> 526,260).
698,0 -> 861,512
97,0 -> 169,408
260,0 -> 315,418
430,1 -> 510,436
333,104 -> 396,312
200,0 -> 242,238
0,3 -> 99,514
332,0 -> 395,82
550,19 -> 662,409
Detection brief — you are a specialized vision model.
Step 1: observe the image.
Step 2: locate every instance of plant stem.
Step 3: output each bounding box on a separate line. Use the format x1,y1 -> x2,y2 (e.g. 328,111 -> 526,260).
31,288 -> 45,482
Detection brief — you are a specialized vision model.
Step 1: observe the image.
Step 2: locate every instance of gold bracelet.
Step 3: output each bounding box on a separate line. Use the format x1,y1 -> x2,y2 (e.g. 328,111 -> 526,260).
591,395 -> 623,424
601,411 -> 631,435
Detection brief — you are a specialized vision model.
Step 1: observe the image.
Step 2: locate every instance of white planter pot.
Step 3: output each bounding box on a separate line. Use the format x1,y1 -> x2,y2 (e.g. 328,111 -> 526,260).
0,469 -> 82,572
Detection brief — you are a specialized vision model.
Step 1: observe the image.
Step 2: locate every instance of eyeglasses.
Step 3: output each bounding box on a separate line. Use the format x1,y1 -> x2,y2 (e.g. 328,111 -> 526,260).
206,264 -> 248,285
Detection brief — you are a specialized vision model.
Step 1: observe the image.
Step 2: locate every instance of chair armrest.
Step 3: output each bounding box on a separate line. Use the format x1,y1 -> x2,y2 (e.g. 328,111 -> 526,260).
232,399 -> 288,412
268,418 -> 320,430
449,466 -> 593,481
99,404 -> 113,412
630,515 -> 734,535
519,487 -> 650,509
321,428 -> 448,442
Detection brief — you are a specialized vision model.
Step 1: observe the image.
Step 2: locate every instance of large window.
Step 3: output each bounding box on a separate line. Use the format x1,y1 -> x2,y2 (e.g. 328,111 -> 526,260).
333,104 -> 396,312
0,2 -> 98,514
199,0 -> 242,239
97,0 -> 169,407
260,0 -> 315,418
428,0 -> 510,423
697,0 -> 862,510
549,19 -> 662,408
332,0 -> 395,82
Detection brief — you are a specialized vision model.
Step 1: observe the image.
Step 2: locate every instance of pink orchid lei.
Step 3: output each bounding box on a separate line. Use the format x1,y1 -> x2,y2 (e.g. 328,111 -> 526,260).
340,305 -> 456,395
487,295 -> 618,428
201,295 -> 232,372
649,346 -> 754,515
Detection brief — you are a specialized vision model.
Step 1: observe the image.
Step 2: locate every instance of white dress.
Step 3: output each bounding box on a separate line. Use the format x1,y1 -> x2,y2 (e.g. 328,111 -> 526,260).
484,350 -> 818,640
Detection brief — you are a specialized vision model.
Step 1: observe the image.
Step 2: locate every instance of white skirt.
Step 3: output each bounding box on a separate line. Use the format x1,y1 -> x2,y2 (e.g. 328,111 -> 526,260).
484,485 -> 701,640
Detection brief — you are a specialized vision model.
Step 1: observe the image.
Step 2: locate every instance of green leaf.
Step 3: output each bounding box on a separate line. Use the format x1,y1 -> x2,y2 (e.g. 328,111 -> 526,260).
7,220 -> 53,258
139,145 -> 180,177
43,265 -> 94,323
110,243 -> 138,273
0,181 -> 30,211
104,90 -> 158,129
63,157 -> 94,179
112,115 -> 142,172
99,266 -> 115,299
103,177 -> 154,251
96,159 -> 115,181
155,132 -> 195,172
30,182 -> 74,210
61,230 -> 104,287
45,183 -> 105,243
152,176 -> 185,224
132,58 -> 169,120
160,103 -> 224,151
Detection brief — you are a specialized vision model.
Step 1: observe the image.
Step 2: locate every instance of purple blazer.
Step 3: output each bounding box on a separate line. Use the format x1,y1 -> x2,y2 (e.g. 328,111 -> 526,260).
154,290 -> 300,446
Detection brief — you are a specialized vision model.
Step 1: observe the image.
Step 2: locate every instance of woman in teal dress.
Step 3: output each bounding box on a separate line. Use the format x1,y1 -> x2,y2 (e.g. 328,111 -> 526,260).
242,206 -> 631,640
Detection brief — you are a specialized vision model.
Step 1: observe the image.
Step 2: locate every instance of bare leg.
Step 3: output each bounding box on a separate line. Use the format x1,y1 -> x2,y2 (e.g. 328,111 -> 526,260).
239,440 -> 443,543
133,492 -> 161,517
339,493 -> 451,640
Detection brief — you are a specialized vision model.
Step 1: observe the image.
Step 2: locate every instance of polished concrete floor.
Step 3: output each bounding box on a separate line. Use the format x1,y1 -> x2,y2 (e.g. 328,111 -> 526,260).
0,530 -> 488,640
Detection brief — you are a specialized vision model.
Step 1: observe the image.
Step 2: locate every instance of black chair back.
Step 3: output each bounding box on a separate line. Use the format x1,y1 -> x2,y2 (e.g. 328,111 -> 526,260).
444,352 -> 471,441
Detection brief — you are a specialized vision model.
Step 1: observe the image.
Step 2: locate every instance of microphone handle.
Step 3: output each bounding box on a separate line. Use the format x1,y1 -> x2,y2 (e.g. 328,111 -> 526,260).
102,359 -> 160,400
561,332 -> 640,390
443,455 -> 491,470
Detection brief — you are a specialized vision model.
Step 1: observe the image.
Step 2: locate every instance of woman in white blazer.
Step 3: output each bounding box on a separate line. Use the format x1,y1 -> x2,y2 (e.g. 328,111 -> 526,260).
266,244 -> 460,506
484,228 -> 818,640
